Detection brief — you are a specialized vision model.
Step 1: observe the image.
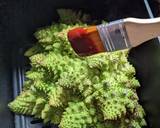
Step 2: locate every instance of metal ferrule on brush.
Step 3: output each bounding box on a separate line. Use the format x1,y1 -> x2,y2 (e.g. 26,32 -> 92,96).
96,19 -> 131,52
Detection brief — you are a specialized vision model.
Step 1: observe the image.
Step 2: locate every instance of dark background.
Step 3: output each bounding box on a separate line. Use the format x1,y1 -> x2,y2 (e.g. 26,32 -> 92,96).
0,0 -> 160,127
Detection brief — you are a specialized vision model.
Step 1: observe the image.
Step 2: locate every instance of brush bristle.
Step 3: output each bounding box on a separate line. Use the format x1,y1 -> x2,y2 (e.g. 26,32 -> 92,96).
67,26 -> 105,56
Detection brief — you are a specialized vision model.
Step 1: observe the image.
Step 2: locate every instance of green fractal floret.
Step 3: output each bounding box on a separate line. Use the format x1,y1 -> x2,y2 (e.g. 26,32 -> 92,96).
8,9 -> 146,128
60,102 -> 95,128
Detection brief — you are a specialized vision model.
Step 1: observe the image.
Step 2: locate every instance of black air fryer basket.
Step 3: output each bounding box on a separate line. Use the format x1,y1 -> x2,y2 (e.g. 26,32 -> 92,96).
0,0 -> 160,128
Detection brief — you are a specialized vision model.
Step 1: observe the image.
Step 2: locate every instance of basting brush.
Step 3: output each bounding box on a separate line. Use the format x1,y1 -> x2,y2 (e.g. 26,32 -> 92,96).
68,17 -> 160,56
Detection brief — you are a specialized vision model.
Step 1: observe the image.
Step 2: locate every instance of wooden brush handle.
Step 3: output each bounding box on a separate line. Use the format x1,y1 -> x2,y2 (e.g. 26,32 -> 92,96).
124,17 -> 160,47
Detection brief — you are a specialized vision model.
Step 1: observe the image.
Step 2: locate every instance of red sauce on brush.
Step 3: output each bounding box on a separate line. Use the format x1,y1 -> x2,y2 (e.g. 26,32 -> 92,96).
67,27 -> 105,56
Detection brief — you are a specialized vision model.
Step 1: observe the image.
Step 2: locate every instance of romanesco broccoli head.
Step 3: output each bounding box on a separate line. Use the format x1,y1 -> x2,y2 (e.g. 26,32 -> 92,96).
8,9 -> 146,128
